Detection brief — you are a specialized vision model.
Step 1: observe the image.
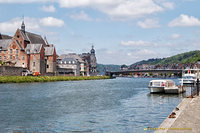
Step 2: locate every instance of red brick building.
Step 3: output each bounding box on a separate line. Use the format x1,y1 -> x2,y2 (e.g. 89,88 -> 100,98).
0,21 -> 57,75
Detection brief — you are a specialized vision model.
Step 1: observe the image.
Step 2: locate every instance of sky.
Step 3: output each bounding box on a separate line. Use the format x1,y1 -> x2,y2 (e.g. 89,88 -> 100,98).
0,0 -> 200,65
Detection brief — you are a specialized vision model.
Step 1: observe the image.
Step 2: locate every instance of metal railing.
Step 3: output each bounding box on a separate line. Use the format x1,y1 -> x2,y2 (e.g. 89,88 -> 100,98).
185,80 -> 199,97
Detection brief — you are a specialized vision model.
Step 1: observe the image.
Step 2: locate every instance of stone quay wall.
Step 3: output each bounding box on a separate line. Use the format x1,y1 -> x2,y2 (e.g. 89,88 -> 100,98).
0,66 -> 23,76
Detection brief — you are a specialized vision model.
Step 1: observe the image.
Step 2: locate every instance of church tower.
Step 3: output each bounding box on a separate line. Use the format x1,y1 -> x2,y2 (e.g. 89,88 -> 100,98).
90,45 -> 97,74
21,20 -> 25,33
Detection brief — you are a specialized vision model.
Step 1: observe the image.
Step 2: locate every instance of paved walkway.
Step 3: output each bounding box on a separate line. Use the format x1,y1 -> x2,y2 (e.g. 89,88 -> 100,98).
155,96 -> 200,133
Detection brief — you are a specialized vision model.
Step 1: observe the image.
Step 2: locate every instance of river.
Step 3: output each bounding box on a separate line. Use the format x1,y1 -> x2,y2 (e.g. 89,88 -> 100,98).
0,78 -> 184,133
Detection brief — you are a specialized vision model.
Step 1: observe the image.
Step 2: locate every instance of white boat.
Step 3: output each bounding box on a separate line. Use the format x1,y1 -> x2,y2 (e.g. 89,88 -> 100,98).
180,69 -> 200,84
148,80 -> 178,93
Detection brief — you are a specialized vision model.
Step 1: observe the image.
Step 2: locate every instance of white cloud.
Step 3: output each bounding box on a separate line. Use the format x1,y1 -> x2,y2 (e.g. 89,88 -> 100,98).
0,17 -> 40,33
39,17 -> 64,27
171,33 -> 180,39
0,0 -> 174,21
156,0 -> 174,10
58,0 -> 164,20
161,2 -> 174,9
0,0 -> 52,3
97,48 -> 158,65
69,11 -> 93,21
168,14 -> 200,27
0,17 -> 64,34
137,18 -> 160,29
121,40 -> 156,47
137,49 -> 156,56
42,5 -> 56,12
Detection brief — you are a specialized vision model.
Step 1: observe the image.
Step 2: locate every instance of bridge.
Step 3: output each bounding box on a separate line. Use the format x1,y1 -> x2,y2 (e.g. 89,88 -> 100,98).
105,69 -> 183,78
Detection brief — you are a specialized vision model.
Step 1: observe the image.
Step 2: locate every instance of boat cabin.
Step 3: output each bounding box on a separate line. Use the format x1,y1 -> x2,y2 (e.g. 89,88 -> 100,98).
149,80 -> 175,88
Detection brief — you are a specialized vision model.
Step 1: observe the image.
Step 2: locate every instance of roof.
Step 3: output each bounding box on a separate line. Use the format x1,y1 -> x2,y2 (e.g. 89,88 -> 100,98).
15,40 -> 24,50
58,53 -> 84,63
0,39 -> 12,50
45,47 -> 54,56
0,34 -> 12,39
19,30 -> 29,41
59,58 -> 78,64
25,44 -> 43,54
150,80 -> 174,83
20,30 -> 46,46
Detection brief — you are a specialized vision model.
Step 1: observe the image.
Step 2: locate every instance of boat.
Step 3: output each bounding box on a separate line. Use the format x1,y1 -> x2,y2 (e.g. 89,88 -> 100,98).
180,69 -> 200,84
148,80 -> 179,93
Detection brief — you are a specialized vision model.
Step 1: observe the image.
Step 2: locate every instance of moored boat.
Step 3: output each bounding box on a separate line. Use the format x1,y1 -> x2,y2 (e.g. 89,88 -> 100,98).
148,80 -> 180,93
180,69 -> 200,84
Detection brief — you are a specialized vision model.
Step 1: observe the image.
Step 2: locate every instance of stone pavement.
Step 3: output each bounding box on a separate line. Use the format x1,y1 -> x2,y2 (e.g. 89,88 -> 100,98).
155,96 -> 200,133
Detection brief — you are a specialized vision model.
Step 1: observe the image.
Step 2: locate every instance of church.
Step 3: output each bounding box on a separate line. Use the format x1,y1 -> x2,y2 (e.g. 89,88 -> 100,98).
0,21 -> 57,75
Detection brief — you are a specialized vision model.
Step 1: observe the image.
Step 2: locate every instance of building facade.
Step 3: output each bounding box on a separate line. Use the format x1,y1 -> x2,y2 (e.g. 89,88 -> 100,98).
0,21 -> 57,75
80,46 -> 97,75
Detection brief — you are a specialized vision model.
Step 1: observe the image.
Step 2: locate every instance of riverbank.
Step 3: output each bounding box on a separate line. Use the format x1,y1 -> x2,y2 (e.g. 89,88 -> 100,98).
155,96 -> 200,133
0,76 -> 110,83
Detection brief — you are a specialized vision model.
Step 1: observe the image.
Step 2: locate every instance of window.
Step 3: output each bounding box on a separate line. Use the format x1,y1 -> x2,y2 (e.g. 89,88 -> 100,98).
10,49 -> 12,54
47,64 -> 49,68
33,62 -> 35,67
4,51 -> 6,54
10,55 -> 12,60
4,56 -> 6,60
16,55 -> 18,59
0,56 -> 1,60
16,49 -> 18,54
17,35 -> 20,38
22,55 -> 25,60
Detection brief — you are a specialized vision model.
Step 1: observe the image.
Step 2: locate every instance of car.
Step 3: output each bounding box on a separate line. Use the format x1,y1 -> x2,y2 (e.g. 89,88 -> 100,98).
22,69 -> 32,76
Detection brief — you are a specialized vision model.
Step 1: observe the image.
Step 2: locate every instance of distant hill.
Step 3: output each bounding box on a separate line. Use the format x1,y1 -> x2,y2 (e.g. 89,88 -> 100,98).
97,64 -> 121,74
130,50 -> 200,66
133,58 -> 162,65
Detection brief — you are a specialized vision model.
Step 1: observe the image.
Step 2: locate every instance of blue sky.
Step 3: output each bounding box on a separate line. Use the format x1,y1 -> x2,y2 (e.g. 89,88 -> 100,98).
0,0 -> 200,65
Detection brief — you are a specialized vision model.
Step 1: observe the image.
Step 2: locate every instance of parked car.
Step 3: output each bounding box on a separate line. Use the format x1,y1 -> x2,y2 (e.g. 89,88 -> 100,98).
22,70 -> 32,76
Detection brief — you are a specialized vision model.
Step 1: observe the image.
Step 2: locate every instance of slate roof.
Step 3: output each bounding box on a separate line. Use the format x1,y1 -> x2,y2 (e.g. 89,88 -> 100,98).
60,58 -> 78,64
20,30 -> 46,46
0,39 -> 12,50
19,30 -> 29,41
45,47 -> 54,56
15,40 -> 24,50
0,34 -> 12,39
25,44 -> 43,54
58,53 -> 84,63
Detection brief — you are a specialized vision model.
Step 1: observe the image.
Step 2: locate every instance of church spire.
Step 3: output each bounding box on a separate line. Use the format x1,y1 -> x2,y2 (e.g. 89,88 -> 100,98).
21,16 -> 25,33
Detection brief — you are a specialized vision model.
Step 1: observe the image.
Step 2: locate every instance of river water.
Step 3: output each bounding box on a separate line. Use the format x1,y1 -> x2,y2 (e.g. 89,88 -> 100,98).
0,78 -> 184,133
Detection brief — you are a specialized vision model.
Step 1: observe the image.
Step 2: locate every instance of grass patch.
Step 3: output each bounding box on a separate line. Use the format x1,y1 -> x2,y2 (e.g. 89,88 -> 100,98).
0,76 -> 110,83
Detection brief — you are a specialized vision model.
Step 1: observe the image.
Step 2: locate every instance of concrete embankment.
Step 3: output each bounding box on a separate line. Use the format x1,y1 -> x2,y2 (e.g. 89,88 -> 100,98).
155,96 -> 200,133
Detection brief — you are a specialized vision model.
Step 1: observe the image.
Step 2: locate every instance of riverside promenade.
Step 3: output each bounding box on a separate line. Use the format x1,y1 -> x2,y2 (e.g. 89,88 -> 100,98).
155,96 -> 200,133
